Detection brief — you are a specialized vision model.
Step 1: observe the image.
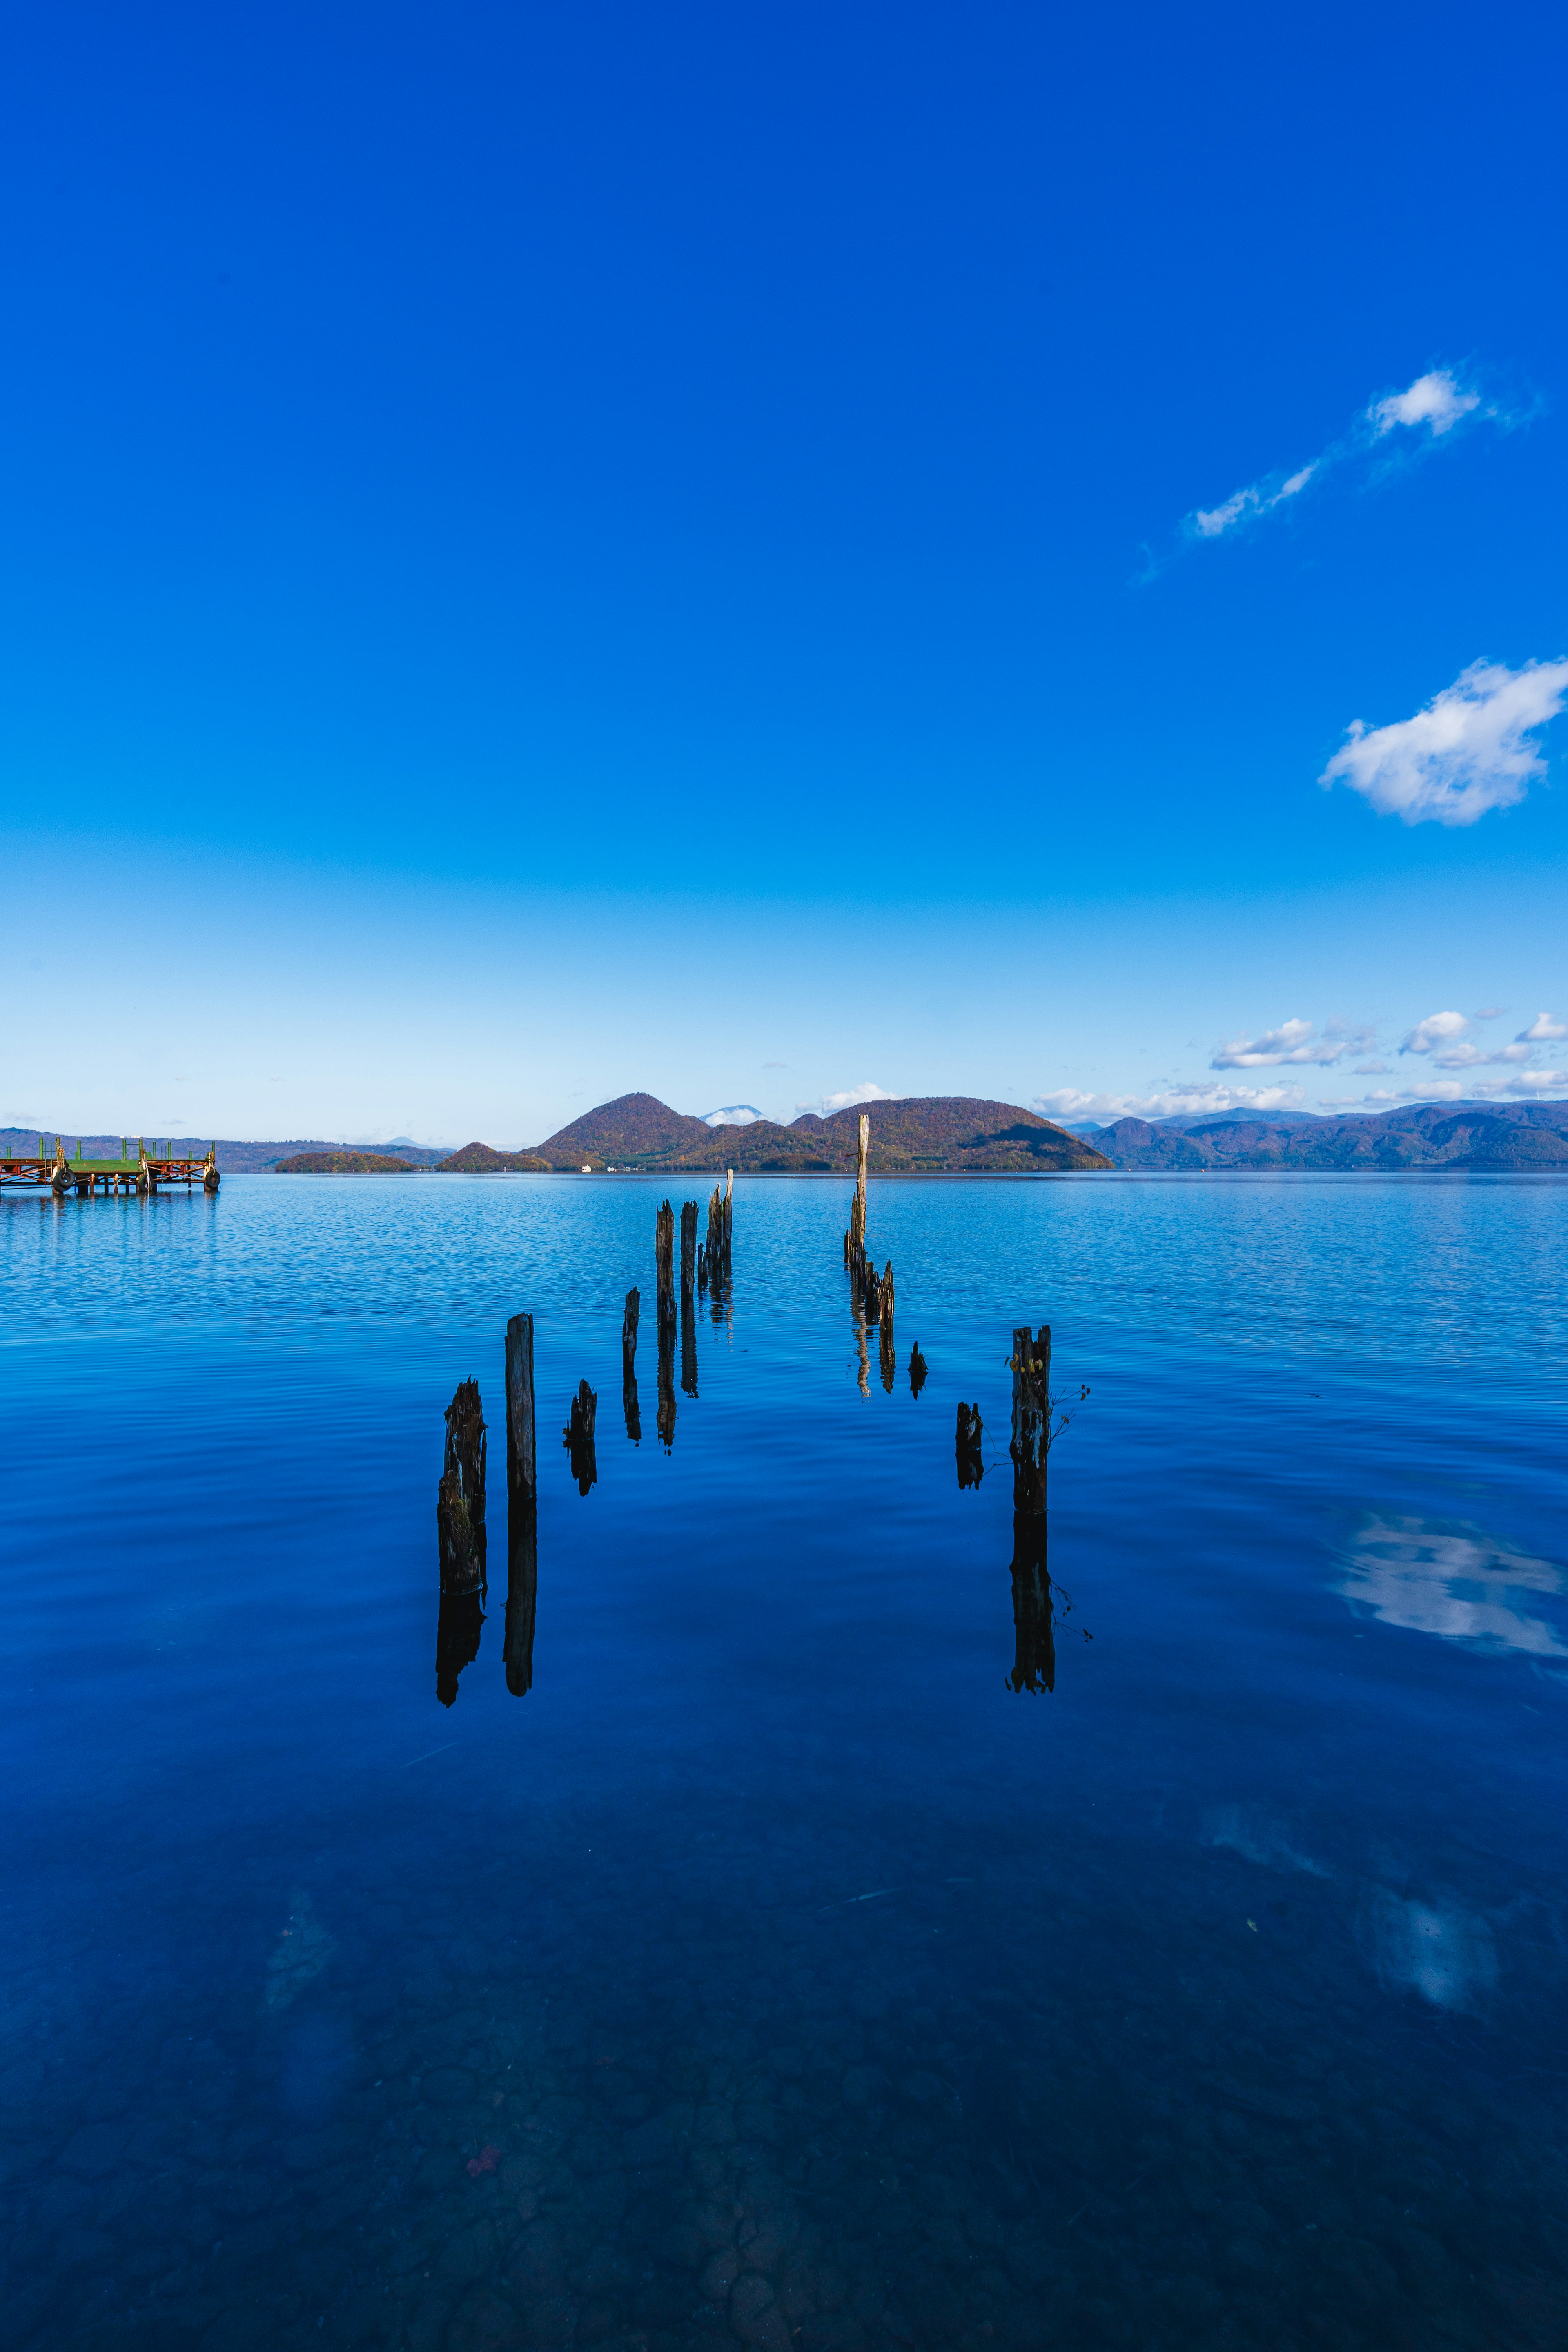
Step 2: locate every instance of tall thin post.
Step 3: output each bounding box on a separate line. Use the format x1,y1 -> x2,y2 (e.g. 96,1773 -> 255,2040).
621,1287 -> 641,1442
680,1200 -> 697,1305
724,1169 -> 733,1272
505,1314 -> 536,1509
655,1201 -> 676,1331
1009,1324 -> 1051,1517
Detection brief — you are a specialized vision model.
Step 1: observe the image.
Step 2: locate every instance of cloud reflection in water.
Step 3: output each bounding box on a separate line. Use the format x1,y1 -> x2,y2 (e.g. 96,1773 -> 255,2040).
1339,1515 -> 1566,1655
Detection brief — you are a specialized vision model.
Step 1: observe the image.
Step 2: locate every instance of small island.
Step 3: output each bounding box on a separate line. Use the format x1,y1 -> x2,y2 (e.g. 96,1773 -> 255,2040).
274,1151 -> 425,1174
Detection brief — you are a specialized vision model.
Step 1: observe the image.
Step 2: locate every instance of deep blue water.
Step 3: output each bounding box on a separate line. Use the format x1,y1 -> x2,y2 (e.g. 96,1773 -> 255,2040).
2,1170 -> 1566,2352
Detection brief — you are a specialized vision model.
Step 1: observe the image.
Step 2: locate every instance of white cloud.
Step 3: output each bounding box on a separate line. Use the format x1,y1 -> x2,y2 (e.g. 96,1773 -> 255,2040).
1035,1081 -> 1306,1123
1401,1011 -> 1469,1053
1174,366 -> 1505,556
1322,658 -> 1568,826
795,1082 -> 898,1115
1328,1071 -> 1568,1107
1354,1060 -> 1388,1076
1210,1017 -> 1368,1069
1517,1012 -> 1567,1042
1370,370 -> 1479,438
1400,1010 -> 1539,1069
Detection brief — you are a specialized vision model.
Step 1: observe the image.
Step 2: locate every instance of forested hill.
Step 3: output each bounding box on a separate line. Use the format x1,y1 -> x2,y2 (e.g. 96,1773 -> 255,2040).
521,1094 -> 1109,1173
1082,1101 -> 1568,1171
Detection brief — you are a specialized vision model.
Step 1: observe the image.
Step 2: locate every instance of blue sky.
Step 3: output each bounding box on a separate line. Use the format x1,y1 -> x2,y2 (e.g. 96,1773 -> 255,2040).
3,0 -> 1566,1142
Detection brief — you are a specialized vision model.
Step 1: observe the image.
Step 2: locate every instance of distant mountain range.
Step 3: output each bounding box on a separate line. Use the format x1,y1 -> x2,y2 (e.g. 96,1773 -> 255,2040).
1068,1100 -> 1568,1170
13,1095 -> 1566,1180
441,1092 -> 1110,1173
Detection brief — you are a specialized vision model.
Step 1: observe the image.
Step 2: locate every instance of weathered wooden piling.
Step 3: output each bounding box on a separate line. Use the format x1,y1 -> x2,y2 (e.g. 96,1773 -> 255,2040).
1009,1324 -> 1052,1516
848,1113 -> 869,1254
563,1379 -> 598,1494
655,1201 -> 676,1330
878,1264 -> 896,1391
505,1314 -> 536,1508
701,1182 -> 721,1291
723,1168 -> 733,1270
956,1401 -> 984,1488
680,1200 -> 697,1304
621,1287 -> 641,1442
437,1378 -> 488,1594
908,1341 -> 928,1396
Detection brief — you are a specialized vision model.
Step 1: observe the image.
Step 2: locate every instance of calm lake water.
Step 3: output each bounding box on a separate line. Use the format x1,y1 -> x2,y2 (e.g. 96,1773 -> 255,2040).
2,1170 -> 1566,2352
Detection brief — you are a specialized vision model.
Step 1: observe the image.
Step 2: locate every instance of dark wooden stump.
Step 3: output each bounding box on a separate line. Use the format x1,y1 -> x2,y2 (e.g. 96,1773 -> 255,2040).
438,1378 -> 487,1594
956,1401 -> 984,1488
505,1314 -> 535,1509
622,1287 -> 641,1442
655,1201 -> 675,1330
908,1341 -> 928,1396
1009,1324 -> 1051,1517
562,1379 -> 598,1494
681,1200 -> 697,1305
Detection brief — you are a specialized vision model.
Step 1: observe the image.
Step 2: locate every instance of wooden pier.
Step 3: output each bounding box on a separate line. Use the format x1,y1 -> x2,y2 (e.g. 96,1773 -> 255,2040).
0,1138 -> 220,1195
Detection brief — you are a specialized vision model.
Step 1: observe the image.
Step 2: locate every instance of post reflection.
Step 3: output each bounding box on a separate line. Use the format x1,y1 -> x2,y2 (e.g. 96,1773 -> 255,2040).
1007,1511 -> 1055,1694
503,1502 -> 537,1698
435,1591 -> 484,1708
656,1325 -> 676,1449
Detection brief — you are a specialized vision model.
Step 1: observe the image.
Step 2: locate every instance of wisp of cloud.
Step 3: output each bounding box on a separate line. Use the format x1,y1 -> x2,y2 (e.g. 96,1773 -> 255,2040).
1147,366 -> 1520,576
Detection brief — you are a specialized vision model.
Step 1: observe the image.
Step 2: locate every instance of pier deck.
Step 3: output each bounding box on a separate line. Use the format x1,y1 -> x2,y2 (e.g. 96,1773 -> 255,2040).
0,1140 -> 220,1195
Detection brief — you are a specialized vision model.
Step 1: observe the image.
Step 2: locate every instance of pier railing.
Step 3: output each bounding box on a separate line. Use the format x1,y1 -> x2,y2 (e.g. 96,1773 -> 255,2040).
0,1139 -> 220,1195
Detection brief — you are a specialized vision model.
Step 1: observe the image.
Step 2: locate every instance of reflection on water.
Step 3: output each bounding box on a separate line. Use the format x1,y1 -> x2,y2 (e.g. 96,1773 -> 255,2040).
434,1588 -> 484,1706
7,1174 -> 1568,2352
1361,1885 -> 1500,2009
1340,1514 -> 1566,1654
1205,1802 -> 1331,1876
503,1503 -> 537,1698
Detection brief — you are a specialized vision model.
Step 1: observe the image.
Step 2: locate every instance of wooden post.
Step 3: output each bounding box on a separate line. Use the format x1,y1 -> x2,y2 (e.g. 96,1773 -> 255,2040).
505,1314 -> 536,1508
680,1200 -> 697,1305
956,1402 -> 984,1488
908,1340 -> 927,1396
724,1169 -> 733,1271
655,1201 -> 675,1330
1009,1324 -> 1051,1516
878,1261 -> 895,1392
562,1379 -> 598,1494
437,1378 -> 488,1594
621,1287 -> 641,1441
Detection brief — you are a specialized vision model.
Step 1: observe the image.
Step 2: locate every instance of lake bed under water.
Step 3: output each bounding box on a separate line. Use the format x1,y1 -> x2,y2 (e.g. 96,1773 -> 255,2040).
2,1170 -> 1566,2352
